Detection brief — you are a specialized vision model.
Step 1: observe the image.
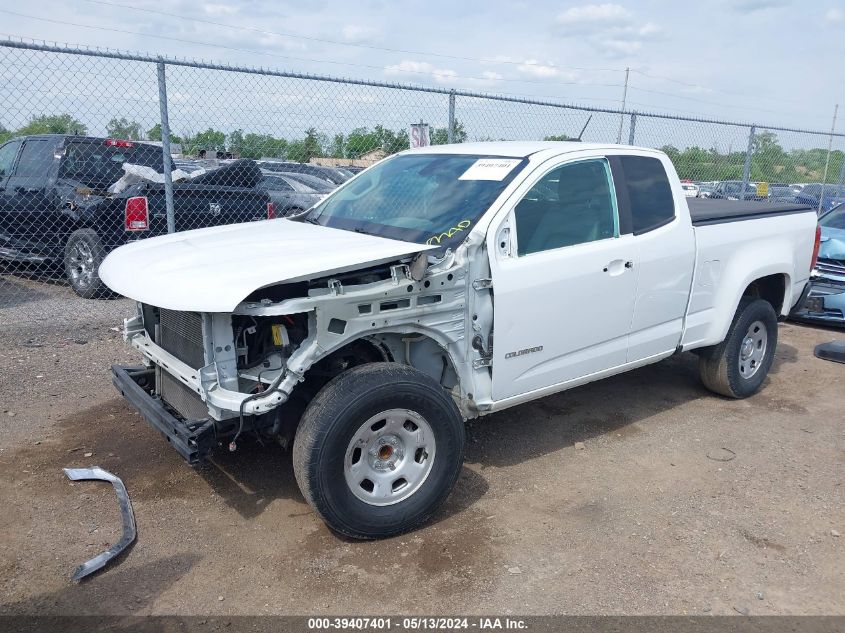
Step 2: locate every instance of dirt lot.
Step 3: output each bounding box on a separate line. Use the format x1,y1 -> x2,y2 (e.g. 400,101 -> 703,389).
1,275 -> 843,616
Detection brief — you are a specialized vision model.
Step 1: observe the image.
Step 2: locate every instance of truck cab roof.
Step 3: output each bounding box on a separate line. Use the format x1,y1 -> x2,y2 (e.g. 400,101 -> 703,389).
406,140 -> 661,159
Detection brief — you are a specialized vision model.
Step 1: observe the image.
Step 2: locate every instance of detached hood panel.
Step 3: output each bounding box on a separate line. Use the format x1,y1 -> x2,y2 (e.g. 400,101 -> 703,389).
99,219 -> 434,312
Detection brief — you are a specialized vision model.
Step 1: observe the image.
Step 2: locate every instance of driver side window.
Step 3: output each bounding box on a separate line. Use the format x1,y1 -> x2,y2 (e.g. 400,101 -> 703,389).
514,159 -> 618,256
0,140 -> 22,178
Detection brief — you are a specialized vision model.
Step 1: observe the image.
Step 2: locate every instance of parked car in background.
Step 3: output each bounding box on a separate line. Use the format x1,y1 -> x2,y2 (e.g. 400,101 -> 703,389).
0,134 -> 271,298
793,183 -> 845,214
680,181 -> 700,198
258,160 -> 350,185
709,180 -> 763,200
791,203 -> 845,326
768,185 -> 798,203
262,171 -> 334,217
696,183 -> 715,198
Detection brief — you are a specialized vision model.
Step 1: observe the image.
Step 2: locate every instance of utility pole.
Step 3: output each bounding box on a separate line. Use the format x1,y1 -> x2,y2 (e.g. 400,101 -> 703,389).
819,104 -> 839,214
616,67 -> 629,144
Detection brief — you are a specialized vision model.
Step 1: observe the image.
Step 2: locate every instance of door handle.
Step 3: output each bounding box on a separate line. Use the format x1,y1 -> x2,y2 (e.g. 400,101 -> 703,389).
603,259 -> 634,275
14,186 -> 38,194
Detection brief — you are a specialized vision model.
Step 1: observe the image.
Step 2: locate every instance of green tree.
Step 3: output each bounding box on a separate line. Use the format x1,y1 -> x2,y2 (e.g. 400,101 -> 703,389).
328,133 -> 346,158
0,123 -> 11,144
287,127 -> 323,163
430,120 -> 467,145
182,128 -> 227,156
106,117 -> 142,140
17,114 -> 87,136
543,134 -> 574,141
146,123 -> 182,145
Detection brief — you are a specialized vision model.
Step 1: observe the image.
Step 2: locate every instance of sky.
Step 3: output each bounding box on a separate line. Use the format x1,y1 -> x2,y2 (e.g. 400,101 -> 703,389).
0,0 -> 843,141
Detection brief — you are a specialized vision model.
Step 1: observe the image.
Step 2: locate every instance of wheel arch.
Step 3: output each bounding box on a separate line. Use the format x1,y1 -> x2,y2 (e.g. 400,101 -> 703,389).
305,326 -> 463,392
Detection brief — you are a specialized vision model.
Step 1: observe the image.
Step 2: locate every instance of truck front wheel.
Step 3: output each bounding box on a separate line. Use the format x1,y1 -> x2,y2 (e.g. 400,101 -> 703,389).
698,297 -> 778,398
293,362 -> 465,539
64,229 -> 112,299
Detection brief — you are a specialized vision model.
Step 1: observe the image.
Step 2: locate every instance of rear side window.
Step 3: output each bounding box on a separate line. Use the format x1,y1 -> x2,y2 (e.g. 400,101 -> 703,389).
619,156 -> 675,234
14,139 -> 53,178
59,141 -> 164,188
0,140 -> 22,177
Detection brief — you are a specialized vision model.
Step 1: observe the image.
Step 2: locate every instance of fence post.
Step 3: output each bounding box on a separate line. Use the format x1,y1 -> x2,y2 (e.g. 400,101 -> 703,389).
627,111 -> 637,145
740,125 -> 755,201
156,60 -> 176,234
447,89 -> 456,144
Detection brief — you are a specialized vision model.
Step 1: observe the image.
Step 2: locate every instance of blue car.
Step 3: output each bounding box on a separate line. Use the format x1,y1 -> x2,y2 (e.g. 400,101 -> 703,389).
791,203 -> 845,326
794,184 -> 845,214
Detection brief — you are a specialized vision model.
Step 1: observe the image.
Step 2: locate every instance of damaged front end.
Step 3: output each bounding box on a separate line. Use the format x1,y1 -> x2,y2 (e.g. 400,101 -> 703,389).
114,251 -> 485,463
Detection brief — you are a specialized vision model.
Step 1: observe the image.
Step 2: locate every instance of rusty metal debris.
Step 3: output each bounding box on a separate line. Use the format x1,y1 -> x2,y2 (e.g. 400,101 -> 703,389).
63,466 -> 136,582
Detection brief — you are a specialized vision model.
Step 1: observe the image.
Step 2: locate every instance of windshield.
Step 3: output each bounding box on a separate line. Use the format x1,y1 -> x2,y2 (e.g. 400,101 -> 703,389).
303,153 -> 526,248
820,205 -> 845,230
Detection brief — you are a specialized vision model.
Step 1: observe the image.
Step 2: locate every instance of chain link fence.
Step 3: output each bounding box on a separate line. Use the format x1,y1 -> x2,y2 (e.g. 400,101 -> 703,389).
1,39 -> 844,330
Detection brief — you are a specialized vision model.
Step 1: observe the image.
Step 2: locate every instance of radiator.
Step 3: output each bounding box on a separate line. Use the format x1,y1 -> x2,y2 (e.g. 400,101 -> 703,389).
159,371 -> 209,421
159,308 -> 206,369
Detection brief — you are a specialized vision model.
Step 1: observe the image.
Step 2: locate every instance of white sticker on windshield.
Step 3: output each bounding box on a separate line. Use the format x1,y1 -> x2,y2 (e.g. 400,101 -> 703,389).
458,158 -> 522,181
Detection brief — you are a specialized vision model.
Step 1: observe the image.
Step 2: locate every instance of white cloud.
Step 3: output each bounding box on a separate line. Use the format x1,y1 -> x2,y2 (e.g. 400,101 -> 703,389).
517,59 -> 560,78
599,40 -> 642,57
826,7 -> 844,22
341,24 -> 378,43
384,60 -> 457,84
515,59 -> 579,81
556,4 -> 632,28
555,3 -> 661,58
637,22 -> 662,37
202,3 -> 238,16
733,0 -> 789,13
383,61 -> 503,87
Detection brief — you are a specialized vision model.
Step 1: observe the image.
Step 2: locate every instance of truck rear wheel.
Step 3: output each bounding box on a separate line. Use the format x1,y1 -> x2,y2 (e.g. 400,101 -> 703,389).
699,297 -> 778,398
293,362 -> 465,539
64,229 -> 112,299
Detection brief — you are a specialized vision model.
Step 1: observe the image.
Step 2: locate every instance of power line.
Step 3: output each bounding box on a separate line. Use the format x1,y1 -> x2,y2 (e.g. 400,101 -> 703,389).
627,85 -> 830,120
0,9 -> 624,91
83,0 -> 623,74
630,68 -> 810,106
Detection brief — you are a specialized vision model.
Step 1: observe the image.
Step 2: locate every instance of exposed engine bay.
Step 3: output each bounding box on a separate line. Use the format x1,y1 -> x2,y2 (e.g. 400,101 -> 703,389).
122,252 -> 489,460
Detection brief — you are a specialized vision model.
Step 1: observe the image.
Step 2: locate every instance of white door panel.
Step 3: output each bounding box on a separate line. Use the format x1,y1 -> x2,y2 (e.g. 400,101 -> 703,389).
491,235 -> 638,400
627,215 -> 696,361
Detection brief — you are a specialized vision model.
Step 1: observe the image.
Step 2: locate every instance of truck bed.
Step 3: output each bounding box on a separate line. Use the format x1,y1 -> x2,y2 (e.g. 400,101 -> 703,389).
688,199 -> 814,226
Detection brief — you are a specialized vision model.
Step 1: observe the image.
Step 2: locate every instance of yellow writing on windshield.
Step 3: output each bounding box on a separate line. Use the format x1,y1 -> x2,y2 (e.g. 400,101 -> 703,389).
426,220 -> 471,246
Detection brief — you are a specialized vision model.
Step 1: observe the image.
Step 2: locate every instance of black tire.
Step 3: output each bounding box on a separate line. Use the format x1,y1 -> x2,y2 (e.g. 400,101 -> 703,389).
293,362 -> 465,539
699,297 -> 778,398
64,229 -> 112,299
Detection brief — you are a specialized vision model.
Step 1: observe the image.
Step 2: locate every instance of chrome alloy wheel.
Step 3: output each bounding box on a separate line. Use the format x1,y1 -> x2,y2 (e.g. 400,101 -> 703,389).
738,319 -> 768,379
344,408 -> 436,506
68,241 -> 95,288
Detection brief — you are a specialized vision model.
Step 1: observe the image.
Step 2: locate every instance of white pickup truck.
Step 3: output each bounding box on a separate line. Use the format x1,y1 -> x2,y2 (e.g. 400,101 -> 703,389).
101,141 -> 820,539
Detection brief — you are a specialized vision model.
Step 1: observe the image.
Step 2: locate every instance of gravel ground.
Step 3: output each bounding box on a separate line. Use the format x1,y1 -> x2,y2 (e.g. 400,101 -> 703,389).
0,275 -> 843,616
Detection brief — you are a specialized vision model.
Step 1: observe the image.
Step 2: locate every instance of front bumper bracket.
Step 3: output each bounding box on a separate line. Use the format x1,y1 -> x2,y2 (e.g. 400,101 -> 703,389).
111,364 -> 216,464
63,466 -> 137,582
